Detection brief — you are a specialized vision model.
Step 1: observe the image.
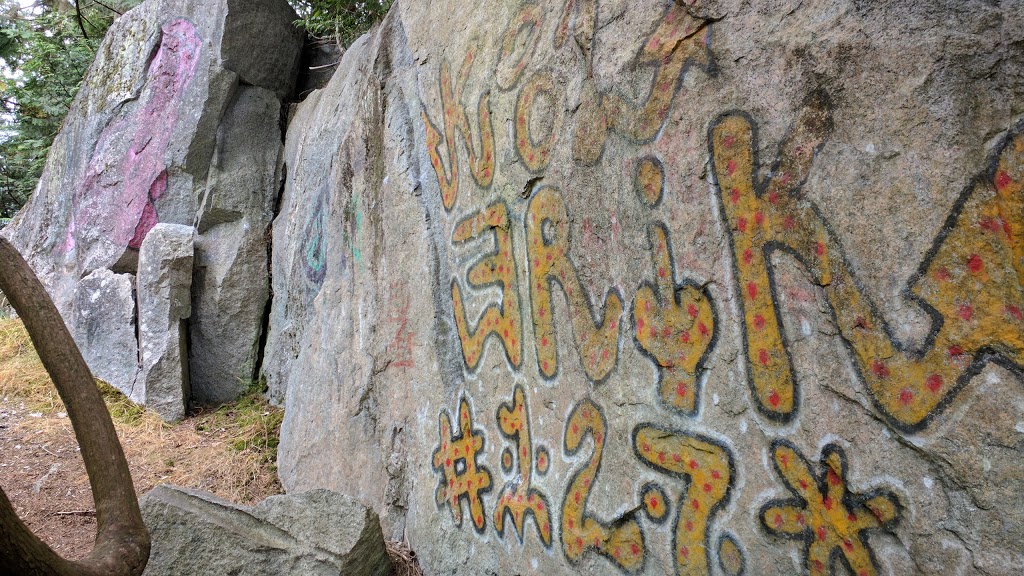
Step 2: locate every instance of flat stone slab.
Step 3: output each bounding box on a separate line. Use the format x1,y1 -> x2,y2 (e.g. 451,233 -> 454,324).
140,485 -> 392,576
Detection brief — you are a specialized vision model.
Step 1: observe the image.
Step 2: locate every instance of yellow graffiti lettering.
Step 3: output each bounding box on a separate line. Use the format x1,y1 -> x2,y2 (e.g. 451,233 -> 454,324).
515,71 -> 562,173
561,399 -> 644,571
493,385 -> 553,546
633,425 -> 734,576
422,48 -> 496,212
633,223 -> 716,416
554,0 -> 596,59
494,2 -> 545,90
451,202 -> 523,370
432,397 -> 492,532
526,186 -> 623,383
636,155 -> 665,207
711,102 -> 1024,430
717,533 -> 746,576
759,441 -> 901,576
573,3 -> 712,164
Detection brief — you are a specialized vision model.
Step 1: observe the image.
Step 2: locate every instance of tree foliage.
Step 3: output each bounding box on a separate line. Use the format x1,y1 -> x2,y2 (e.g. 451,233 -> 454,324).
0,1 -> 140,219
291,0 -> 392,47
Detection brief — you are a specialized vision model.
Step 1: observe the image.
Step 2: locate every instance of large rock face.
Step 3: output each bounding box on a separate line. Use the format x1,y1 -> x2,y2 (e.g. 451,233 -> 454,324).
2,0 -> 302,405
9,0 -> 1024,573
265,1 -> 1024,575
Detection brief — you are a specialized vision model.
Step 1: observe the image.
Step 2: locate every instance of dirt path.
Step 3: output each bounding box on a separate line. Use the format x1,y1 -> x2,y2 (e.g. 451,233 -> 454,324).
0,394 -> 285,560
0,403 -> 95,559
0,318 -> 284,560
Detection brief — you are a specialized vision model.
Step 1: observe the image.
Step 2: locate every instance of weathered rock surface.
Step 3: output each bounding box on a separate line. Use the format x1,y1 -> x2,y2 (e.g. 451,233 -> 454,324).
190,86 -> 282,403
10,0 -> 1024,574
139,485 -> 392,576
1,0 -> 301,405
219,0 -> 304,99
137,223 -> 194,421
262,31 -> 379,405
71,269 -> 138,395
265,1 -> 1024,575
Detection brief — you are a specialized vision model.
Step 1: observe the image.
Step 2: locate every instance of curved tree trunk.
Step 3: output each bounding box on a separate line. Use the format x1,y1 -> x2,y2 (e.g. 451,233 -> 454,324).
0,237 -> 150,576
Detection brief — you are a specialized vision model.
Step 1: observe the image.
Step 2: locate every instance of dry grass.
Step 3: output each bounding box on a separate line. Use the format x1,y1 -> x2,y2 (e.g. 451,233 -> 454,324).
0,316 -> 283,505
0,315 -> 62,411
1,316 -> 422,570
386,540 -> 424,576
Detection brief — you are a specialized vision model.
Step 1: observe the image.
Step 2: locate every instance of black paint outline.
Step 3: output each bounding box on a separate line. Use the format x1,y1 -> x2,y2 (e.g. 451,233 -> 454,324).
716,531 -> 747,576
492,383 -> 554,548
561,397 -> 648,573
525,185 -> 625,386
430,394 -> 494,535
631,423 -> 737,576
639,481 -> 670,525
634,155 -> 666,208
500,447 -> 514,474
535,444 -> 551,476
708,105 -> 826,425
449,199 -> 525,373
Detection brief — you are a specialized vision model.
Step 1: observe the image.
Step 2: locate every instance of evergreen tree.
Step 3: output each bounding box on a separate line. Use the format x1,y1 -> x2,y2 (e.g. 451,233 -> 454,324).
0,1 -> 140,219
291,0 -> 392,47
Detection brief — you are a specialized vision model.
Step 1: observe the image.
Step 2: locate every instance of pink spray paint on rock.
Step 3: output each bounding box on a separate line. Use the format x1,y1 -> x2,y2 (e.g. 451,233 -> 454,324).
63,19 -> 201,256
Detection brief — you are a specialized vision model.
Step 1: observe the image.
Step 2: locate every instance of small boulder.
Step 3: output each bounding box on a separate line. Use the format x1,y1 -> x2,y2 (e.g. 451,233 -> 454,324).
137,224 -> 194,421
71,269 -> 138,397
140,485 -> 393,576
251,489 -> 393,574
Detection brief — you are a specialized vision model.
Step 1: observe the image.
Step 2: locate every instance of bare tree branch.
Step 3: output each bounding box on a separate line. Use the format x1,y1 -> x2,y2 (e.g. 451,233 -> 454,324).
73,1 -> 88,38
90,0 -> 124,16
0,237 -> 150,576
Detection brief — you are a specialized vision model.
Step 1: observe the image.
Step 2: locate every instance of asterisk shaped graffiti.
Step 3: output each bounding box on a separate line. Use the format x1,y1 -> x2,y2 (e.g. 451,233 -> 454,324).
759,440 -> 902,576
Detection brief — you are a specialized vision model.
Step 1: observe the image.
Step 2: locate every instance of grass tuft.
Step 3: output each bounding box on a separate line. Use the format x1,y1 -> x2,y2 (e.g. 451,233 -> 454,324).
98,381 -> 148,425
199,379 -> 284,471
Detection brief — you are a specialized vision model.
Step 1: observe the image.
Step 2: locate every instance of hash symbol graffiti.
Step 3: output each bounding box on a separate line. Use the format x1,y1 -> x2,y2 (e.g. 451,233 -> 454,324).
432,397 -> 493,533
